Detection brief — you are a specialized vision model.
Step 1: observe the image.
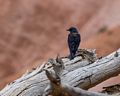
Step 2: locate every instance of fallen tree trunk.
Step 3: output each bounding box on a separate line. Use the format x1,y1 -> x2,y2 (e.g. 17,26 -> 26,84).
0,49 -> 120,96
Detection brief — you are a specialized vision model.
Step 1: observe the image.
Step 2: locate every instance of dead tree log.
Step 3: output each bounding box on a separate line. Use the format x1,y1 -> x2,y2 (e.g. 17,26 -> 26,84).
0,49 -> 120,96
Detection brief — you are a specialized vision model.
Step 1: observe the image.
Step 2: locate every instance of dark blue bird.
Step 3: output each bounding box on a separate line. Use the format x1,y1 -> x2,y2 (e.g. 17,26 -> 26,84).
67,27 -> 81,60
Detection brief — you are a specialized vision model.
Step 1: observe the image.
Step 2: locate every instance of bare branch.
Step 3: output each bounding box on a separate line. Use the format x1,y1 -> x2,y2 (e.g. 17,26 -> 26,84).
0,49 -> 120,96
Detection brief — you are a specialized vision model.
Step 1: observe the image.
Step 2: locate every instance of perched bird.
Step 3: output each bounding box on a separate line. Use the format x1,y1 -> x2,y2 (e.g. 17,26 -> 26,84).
67,27 -> 81,60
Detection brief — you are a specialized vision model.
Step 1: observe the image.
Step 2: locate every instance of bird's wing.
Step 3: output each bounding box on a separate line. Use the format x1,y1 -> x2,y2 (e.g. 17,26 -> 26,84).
75,34 -> 81,49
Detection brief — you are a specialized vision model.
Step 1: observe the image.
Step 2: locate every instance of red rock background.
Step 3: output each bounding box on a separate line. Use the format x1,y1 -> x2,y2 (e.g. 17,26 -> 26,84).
0,0 -> 120,91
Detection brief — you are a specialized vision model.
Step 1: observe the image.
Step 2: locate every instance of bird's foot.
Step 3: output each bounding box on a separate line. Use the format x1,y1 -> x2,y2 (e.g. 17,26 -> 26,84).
68,55 -> 75,60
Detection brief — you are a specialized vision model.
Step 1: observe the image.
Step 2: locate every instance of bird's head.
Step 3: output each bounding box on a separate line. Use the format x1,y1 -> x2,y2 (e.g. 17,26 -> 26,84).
67,27 -> 78,33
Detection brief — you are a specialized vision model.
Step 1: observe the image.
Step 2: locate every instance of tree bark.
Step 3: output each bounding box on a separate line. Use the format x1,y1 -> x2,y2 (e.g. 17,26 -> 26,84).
0,49 -> 120,96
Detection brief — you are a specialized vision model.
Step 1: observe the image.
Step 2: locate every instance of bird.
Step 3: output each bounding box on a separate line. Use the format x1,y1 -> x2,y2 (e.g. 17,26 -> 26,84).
67,27 -> 81,60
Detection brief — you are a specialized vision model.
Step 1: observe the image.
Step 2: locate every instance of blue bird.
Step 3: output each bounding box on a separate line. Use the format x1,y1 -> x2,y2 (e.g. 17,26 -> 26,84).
67,27 -> 81,60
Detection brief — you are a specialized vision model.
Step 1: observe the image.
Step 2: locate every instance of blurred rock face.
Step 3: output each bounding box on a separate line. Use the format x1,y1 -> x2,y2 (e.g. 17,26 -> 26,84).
0,0 -> 104,83
0,0 -> 120,90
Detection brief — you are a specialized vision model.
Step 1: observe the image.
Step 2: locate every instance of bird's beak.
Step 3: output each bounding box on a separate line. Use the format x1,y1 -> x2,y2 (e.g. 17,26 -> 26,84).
67,29 -> 70,31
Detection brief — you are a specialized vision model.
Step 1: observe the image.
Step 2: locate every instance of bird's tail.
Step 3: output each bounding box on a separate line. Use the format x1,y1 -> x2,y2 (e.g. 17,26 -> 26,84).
69,52 -> 75,60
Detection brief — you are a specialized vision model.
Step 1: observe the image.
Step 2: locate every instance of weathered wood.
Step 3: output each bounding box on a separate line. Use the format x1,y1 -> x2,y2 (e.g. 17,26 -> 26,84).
43,67 -> 110,96
0,49 -> 120,96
